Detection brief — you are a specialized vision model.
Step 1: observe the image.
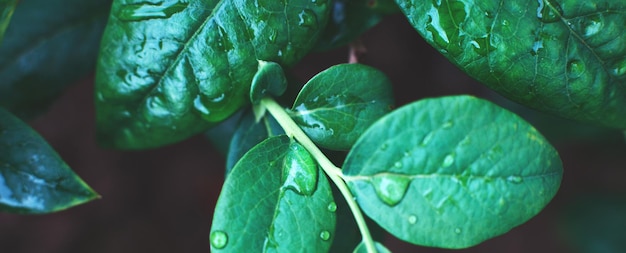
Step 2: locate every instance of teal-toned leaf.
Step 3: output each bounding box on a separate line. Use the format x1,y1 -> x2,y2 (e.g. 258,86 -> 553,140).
290,63 -> 394,151
0,108 -> 98,214
397,0 -> 626,129
0,0 -> 17,44
342,95 -> 563,249
352,241 -> 391,253
95,0 -> 330,150
559,194 -> 626,253
314,0 -> 399,51
224,109 -> 283,174
210,135 -> 336,252
0,0 -> 110,119
250,60 -> 288,104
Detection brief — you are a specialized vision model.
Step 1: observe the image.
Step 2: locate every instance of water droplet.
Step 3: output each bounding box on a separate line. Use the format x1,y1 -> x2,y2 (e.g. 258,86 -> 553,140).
610,58 -> 626,78
501,19 -> 510,26
281,142 -> 318,196
442,121 -> 454,129
531,40 -> 544,56
119,1 -> 189,21
442,153 -> 455,168
454,228 -> 462,234
193,95 -> 210,116
421,132 -> 434,146
370,174 -> 411,206
311,0 -> 327,5
327,202 -> 337,212
470,35 -> 496,56
394,161 -> 403,168
216,24 -> 234,51
319,230 -> 331,241
210,230 -> 228,249
507,175 -> 523,184
380,143 -> 388,151
566,59 -> 585,78
484,11 -> 494,18
579,14 -> 603,37
268,30 -> 277,43
298,9 -> 318,29
408,215 -> 418,224
536,0 -> 562,23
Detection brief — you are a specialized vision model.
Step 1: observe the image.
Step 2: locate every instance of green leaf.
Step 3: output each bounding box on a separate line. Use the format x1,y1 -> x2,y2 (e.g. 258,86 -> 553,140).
0,108 -> 98,214
210,136 -> 336,252
0,0 -> 17,44
0,0 -> 110,119
224,109 -> 283,174
250,60 -> 288,104
352,241 -> 391,253
95,0 -> 330,150
397,0 -> 626,129
290,63 -> 394,151
314,0 -> 399,51
342,95 -> 563,249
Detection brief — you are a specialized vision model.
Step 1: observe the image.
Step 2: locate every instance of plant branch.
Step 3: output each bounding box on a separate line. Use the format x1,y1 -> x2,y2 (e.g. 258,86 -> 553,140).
260,97 -> 378,253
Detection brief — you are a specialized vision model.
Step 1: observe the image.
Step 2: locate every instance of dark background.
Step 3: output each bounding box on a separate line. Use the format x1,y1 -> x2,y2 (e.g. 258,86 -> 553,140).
1,13 -> 625,253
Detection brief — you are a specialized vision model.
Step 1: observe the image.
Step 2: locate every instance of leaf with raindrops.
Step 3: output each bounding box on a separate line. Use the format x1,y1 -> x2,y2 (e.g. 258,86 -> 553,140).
342,95 -> 563,248
289,63 -> 394,151
210,135 -> 336,252
95,0 -> 330,149
396,0 -> 626,129
0,108 -> 99,214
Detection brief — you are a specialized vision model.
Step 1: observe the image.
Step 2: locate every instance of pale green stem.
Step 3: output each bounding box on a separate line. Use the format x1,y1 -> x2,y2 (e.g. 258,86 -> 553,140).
260,97 -> 377,253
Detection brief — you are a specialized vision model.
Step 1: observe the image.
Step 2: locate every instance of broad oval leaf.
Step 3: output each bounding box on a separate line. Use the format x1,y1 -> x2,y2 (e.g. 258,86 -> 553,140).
342,95 -> 563,248
0,0 -> 110,119
210,136 -> 336,252
95,0 -> 330,149
0,108 -> 98,214
290,63 -> 394,151
397,0 -> 626,129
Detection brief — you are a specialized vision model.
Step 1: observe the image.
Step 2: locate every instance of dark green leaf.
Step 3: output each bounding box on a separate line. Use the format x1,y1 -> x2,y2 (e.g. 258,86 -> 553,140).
290,63 -> 394,151
314,0 -> 399,51
343,95 -> 563,248
95,0 -> 330,149
0,108 -> 98,214
210,136 -> 336,252
397,0 -> 626,129
224,109 -> 283,174
250,60 -> 288,104
0,0 -> 110,119
0,0 -> 17,44
352,241 -> 391,253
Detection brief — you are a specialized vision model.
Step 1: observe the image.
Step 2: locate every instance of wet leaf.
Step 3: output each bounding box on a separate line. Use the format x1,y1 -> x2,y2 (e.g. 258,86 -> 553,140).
397,0 -> 626,129
0,0 -> 110,119
343,95 -> 563,248
95,0 -> 330,149
290,63 -> 394,151
0,108 -> 98,214
250,60 -> 288,104
210,136 -> 335,252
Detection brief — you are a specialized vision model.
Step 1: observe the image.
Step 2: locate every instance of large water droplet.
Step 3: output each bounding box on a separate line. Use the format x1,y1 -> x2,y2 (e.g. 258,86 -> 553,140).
442,153 -> 455,168
567,59 -> 585,78
579,14 -> 603,37
408,215 -> 418,224
531,39 -> 544,56
118,0 -> 189,21
193,95 -> 211,116
507,175 -> 523,184
610,58 -> 626,78
281,142 -> 318,196
536,0 -> 562,23
210,230 -> 228,249
319,230 -> 331,241
454,228 -> 462,234
327,202 -> 337,212
370,174 -> 411,206
298,9 -> 318,29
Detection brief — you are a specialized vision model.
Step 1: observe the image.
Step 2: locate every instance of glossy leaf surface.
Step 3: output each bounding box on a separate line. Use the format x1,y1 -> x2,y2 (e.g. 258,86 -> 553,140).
397,0 -> 626,129
0,0 -> 110,119
290,63 -> 394,151
250,60 -> 288,104
210,136 -> 335,252
0,108 -> 98,214
314,0 -> 399,51
96,0 -> 330,149
343,95 -> 563,248
0,0 -> 16,44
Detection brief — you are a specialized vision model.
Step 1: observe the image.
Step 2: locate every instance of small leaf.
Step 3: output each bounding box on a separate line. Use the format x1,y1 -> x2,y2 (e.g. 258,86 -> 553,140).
95,0 -> 330,149
0,108 -> 98,214
0,0 -> 111,119
0,0 -> 17,44
397,0 -> 626,129
343,95 -> 563,248
250,60 -> 288,104
352,241 -> 391,253
210,135 -> 335,252
290,63 -> 394,150
314,0 -> 399,51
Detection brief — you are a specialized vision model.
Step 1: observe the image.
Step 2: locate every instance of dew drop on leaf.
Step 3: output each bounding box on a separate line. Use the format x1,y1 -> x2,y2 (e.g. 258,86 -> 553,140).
610,58 -> 626,78
442,153 -> 455,168
210,230 -> 228,249
408,215 -> 418,224
298,9 -> 318,29
311,0 -> 327,6
567,59 -> 585,78
507,175 -> 523,184
454,228 -> 462,234
536,0 -> 562,23
393,161 -> 403,168
281,142 -> 318,196
579,14 -> 603,38
320,230 -> 331,241
327,202 -> 337,212
370,174 -> 411,206
193,95 -> 210,116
